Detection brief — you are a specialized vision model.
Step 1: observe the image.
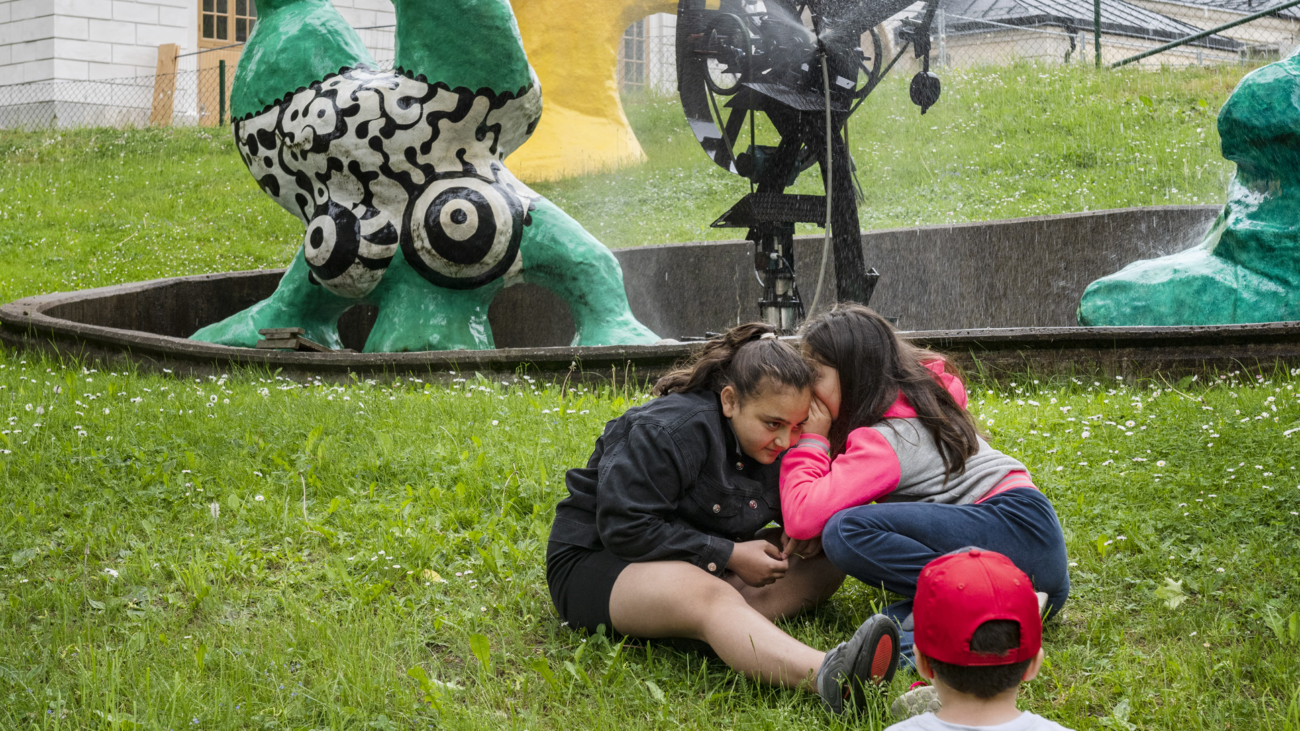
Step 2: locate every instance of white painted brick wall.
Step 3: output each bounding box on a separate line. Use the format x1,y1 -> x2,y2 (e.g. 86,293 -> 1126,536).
157,5 -> 185,28
1,0 -> 395,95
88,19 -> 135,44
88,60 -> 140,79
10,0 -> 49,22
112,1 -> 158,25
0,0 -> 52,84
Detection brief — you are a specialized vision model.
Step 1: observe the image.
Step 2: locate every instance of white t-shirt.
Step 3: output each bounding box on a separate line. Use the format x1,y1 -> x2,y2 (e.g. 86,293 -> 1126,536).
885,711 -> 1074,731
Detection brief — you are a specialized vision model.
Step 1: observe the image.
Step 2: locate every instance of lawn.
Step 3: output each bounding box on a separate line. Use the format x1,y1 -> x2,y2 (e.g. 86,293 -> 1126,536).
3,60 -> 1300,730
1,359 -> 1298,730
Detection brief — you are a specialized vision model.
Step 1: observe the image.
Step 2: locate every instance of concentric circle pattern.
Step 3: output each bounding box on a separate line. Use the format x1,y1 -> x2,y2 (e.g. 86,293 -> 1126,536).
304,201 -> 362,284
401,176 -> 524,290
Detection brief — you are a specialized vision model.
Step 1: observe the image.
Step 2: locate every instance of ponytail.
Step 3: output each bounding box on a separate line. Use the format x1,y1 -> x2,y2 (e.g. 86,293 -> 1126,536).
653,323 -> 814,399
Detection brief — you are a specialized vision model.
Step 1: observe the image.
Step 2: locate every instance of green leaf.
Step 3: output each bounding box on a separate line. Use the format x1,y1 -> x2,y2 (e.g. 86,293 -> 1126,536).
469,633 -> 491,675
1155,577 -> 1187,610
529,656 -> 559,690
1138,95 -> 1154,109
1100,698 -> 1136,730
10,547 -> 36,568
87,597 -> 106,611
563,660 -> 591,686
645,680 -> 665,704
194,642 -> 207,673
1263,608 -> 1299,645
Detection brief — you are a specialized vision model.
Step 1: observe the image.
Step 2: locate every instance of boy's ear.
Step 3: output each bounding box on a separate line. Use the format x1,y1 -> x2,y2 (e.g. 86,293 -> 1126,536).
720,385 -> 738,418
1021,647 -> 1046,682
915,652 -> 936,681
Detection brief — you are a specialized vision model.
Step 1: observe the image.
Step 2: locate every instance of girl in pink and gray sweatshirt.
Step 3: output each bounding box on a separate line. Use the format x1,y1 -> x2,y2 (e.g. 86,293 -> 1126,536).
780,305 -> 1069,659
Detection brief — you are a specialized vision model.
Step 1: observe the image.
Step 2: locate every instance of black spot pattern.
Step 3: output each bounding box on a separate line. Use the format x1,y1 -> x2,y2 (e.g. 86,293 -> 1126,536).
232,67 -> 543,298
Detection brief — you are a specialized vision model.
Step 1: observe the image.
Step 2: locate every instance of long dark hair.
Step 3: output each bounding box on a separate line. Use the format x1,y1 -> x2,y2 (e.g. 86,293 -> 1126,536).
801,304 -> 979,479
653,323 -> 815,399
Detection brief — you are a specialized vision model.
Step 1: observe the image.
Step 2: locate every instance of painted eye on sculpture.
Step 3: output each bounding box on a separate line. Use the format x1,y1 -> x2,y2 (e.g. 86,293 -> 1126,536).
304,201 -> 362,284
400,176 -> 525,290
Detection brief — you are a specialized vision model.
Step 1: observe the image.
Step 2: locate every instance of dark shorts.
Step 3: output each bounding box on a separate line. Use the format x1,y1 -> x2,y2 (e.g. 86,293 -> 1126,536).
545,541 -> 630,635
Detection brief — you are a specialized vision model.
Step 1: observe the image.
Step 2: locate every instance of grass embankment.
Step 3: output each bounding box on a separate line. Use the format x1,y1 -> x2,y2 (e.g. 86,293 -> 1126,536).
1,360 -> 1299,729
0,64 -> 1249,306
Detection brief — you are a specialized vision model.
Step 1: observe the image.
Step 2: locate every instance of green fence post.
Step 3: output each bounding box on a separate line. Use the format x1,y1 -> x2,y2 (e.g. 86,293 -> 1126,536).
218,59 -> 226,126
1094,0 -> 1102,68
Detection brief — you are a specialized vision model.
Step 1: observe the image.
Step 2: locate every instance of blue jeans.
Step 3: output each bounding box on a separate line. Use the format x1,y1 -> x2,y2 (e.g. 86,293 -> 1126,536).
822,488 -> 1071,630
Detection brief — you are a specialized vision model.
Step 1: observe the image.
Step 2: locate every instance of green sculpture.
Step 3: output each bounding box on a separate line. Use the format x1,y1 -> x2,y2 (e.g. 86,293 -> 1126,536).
192,0 -> 659,351
1078,51 -> 1300,326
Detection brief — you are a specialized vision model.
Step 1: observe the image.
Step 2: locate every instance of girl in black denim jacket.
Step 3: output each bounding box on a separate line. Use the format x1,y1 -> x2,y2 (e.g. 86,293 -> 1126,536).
547,323 -> 899,714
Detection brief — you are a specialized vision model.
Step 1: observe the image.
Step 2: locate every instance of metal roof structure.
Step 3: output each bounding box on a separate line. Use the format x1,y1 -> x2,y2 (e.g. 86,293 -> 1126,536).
1134,0 -> 1300,20
938,0 -> 1244,50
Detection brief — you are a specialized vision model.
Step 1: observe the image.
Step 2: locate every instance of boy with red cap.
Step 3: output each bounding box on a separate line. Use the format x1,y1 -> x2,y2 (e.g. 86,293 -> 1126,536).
885,548 -> 1073,731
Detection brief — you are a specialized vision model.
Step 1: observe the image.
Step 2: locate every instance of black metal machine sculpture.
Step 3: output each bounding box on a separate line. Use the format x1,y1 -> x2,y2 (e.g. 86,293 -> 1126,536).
677,0 -> 943,332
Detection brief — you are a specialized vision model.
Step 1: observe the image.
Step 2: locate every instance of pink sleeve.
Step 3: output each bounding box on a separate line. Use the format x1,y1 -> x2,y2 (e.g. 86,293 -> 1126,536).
779,430 -> 902,540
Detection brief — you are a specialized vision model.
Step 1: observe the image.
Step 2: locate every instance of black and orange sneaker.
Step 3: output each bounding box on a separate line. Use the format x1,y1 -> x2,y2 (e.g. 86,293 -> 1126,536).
816,614 -> 900,714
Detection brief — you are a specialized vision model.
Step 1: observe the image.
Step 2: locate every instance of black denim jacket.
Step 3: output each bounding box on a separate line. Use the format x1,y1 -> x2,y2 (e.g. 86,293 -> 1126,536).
548,389 -> 783,578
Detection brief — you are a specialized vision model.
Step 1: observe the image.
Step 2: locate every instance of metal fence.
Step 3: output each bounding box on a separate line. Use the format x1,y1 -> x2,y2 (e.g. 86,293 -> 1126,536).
615,3 -> 1300,94
3,6 -> 1298,131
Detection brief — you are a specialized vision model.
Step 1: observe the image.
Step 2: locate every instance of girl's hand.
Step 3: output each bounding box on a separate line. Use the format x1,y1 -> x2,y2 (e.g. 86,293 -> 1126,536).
781,531 -> 822,560
728,539 -> 789,587
803,395 -> 832,438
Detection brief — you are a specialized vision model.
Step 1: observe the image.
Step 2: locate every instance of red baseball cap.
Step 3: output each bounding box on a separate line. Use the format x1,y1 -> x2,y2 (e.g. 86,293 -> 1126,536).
913,549 -> 1042,666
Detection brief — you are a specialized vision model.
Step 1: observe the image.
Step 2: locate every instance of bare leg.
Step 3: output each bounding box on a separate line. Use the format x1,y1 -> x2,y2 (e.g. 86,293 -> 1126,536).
731,552 -> 845,622
608,557 -> 841,689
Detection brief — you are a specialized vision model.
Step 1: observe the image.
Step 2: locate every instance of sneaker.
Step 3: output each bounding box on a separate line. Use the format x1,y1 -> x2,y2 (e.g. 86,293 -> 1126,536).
890,681 -> 941,720
817,614 -> 900,714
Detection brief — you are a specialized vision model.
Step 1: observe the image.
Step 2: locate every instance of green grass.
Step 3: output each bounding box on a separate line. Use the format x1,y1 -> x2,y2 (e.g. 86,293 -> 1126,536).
0,63 -> 1251,305
4,61 -> 1300,729
0,360 -> 1299,730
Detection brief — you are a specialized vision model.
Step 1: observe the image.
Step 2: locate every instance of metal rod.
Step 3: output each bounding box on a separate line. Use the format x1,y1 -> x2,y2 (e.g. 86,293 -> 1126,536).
937,8 -> 947,68
809,51 -> 833,320
1110,0 -> 1300,68
1094,0 -> 1102,68
218,59 -> 226,126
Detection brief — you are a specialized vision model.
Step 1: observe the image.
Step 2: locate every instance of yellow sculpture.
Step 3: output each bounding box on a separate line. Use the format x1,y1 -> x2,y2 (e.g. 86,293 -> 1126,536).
508,0 -> 676,182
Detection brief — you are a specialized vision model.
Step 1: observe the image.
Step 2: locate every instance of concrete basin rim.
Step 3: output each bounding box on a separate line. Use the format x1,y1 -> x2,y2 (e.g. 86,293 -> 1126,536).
4,270 -> 1300,370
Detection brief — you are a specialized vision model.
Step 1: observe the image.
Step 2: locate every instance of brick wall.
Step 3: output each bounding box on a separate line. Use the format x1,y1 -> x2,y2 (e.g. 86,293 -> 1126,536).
0,0 -> 190,85
0,0 -> 55,84
0,0 -> 398,88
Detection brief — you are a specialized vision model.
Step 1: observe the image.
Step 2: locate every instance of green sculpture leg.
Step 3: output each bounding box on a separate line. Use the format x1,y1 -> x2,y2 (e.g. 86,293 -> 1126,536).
362,254 -> 500,352
520,199 -> 660,346
191,250 -> 356,348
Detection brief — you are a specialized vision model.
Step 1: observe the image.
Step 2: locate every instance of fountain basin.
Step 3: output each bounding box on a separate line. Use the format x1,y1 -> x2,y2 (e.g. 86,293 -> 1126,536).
3,206 -> 1299,381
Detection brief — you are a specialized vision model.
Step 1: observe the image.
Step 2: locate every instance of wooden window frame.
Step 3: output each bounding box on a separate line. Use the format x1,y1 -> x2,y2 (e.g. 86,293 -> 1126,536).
198,0 -> 257,50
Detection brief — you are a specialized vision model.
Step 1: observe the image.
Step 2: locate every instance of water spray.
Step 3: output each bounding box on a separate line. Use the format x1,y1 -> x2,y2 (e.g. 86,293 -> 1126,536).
676,0 -> 942,334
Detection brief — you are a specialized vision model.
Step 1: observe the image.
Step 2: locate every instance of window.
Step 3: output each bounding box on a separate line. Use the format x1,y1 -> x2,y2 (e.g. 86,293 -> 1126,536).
619,19 -> 646,92
201,0 -> 257,46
